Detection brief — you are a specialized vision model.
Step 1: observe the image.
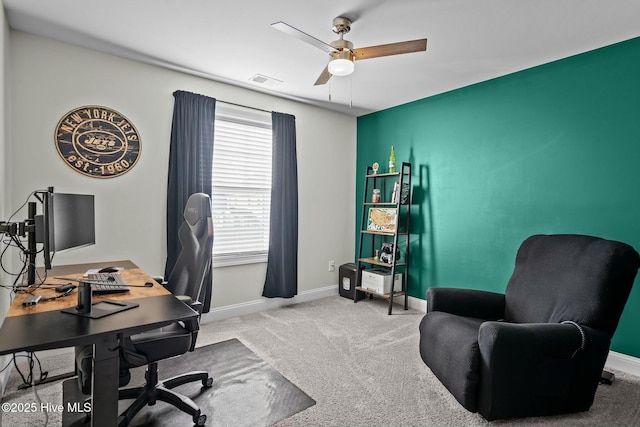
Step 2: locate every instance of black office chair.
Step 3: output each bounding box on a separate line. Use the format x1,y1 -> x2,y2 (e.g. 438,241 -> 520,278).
419,234 -> 640,420
76,193 -> 214,426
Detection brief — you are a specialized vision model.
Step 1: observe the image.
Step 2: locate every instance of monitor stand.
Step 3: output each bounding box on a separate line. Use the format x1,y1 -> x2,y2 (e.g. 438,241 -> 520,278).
61,282 -> 139,318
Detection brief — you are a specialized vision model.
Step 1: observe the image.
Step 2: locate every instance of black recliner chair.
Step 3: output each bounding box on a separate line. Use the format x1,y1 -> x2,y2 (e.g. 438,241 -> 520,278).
76,193 -> 214,426
419,234 -> 640,420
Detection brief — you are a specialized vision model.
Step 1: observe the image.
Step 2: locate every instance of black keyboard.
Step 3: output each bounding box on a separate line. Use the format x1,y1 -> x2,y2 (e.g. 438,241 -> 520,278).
87,273 -> 130,294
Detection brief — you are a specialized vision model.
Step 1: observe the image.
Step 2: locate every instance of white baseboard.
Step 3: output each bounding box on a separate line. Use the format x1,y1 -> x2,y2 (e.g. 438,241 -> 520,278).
201,284 -> 339,324
202,287 -> 422,324
406,294 -> 427,313
605,350 -> 640,377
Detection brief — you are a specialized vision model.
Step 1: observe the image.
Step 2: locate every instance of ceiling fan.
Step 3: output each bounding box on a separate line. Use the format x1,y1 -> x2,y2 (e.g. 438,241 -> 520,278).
272,17 -> 427,86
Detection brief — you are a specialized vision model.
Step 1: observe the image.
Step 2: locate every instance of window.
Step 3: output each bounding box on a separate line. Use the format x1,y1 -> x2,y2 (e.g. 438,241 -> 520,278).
212,103 -> 272,267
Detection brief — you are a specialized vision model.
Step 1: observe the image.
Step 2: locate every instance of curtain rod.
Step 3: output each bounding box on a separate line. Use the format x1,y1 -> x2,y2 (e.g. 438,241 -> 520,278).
217,100 -> 271,114
173,90 -> 272,113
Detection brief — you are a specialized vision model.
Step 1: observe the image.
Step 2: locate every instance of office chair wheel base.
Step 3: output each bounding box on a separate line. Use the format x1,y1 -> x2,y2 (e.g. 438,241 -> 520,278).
203,377 -> 213,387
194,413 -> 207,426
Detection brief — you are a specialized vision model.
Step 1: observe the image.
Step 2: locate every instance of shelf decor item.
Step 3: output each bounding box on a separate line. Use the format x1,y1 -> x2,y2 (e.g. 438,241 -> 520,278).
367,208 -> 397,232
392,182 -> 411,204
379,242 -> 400,264
372,189 -> 381,203
391,181 -> 400,203
400,182 -> 411,205
388,146 -> 396,173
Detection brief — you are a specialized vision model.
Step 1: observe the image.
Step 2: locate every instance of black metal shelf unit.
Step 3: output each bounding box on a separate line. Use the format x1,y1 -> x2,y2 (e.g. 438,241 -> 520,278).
355,162 -> 411,315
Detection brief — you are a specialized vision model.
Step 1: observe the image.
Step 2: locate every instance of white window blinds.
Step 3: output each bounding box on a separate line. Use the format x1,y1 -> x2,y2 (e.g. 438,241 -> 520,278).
212,103 -> 272,267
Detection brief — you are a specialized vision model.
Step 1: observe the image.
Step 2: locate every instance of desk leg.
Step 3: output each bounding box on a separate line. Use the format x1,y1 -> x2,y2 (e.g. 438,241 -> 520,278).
91,335 -> 120,427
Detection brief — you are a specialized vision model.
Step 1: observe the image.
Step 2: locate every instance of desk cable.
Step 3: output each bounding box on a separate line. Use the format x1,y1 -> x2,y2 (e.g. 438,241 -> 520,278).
40,287 -> 75,302
0,190 -> 51,293
13,352 -> 47,390
0,190 -> 43,279
10,352 -> 50,426
0,242 -> 49,294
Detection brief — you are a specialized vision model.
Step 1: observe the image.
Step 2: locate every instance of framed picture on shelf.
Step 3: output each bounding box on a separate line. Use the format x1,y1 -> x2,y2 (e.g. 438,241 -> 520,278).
367,208 -> 397,232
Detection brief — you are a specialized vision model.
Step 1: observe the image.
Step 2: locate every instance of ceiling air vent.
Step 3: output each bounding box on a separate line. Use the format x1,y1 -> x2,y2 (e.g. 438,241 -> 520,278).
249,74 -> 283,87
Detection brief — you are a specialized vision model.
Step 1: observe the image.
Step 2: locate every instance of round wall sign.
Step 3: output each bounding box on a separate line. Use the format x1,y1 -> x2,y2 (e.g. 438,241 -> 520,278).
54,105 -> 141,178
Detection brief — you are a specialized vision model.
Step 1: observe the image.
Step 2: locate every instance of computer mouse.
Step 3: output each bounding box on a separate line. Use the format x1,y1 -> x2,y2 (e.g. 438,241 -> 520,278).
98,266 -> 119,273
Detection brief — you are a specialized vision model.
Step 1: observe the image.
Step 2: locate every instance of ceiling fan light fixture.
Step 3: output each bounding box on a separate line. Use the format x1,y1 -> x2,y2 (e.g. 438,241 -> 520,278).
328,50 -> 355,76
272,18 -> 427,86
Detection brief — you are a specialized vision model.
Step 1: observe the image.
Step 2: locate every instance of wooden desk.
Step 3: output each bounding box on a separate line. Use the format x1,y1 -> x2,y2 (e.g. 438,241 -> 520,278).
0,261 -> 198,427
7,260 -> 170,316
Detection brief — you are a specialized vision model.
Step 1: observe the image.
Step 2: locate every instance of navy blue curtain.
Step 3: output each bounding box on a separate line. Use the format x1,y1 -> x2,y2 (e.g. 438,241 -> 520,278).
166,90 -> 216,311
263,112 -> 298,298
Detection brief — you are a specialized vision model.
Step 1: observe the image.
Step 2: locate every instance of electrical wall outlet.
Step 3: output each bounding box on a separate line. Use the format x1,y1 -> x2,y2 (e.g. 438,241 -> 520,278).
328,260 -> 336,272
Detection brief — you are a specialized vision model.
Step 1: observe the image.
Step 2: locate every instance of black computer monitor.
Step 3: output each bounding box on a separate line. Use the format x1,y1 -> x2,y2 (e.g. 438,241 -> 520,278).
35,191 -> 95,277
0,188 -> 96,285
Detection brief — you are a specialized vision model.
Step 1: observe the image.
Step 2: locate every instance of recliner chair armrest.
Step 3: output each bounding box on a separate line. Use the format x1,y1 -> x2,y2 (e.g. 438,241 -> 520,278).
476,321 -> 611,420
478,321 -> 599,361
427,287 -> 505,320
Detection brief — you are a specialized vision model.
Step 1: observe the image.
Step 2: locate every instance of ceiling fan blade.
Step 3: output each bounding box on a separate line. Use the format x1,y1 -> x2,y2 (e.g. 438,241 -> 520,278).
271,21 -> 337,54
353,39 -> 427,60
314,65 -> 332,86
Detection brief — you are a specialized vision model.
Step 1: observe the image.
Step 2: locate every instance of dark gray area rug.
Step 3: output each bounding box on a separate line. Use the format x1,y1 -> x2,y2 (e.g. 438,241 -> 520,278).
62,338 -> 315,427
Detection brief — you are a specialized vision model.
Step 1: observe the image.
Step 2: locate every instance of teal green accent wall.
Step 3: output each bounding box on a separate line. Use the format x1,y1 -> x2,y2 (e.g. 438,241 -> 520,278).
356,37 -> 640,357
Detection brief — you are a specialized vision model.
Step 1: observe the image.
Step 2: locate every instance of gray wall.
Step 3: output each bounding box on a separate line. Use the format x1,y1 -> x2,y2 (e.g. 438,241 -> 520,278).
6,31 -> 356,311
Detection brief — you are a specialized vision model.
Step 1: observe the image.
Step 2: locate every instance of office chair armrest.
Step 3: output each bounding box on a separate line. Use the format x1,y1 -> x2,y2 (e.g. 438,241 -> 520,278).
427,287 -> 505,320
180,312 -> 201,352
175,295 -> 194,305
152,276 -> 167,285
174,295 -> 202,335
174,295 -> 203,313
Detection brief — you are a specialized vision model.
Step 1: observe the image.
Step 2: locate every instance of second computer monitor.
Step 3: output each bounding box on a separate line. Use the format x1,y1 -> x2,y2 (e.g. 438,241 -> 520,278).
49,192 -> 96,252
37,191 -> 96,269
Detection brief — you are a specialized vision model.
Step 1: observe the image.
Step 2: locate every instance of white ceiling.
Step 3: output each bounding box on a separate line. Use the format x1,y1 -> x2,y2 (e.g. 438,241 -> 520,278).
4,0 -> 640,116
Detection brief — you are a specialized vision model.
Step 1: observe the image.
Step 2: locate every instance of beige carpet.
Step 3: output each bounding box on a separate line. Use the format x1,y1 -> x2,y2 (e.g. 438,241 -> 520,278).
3,295 -> 640,426
196,296 -> 640,427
